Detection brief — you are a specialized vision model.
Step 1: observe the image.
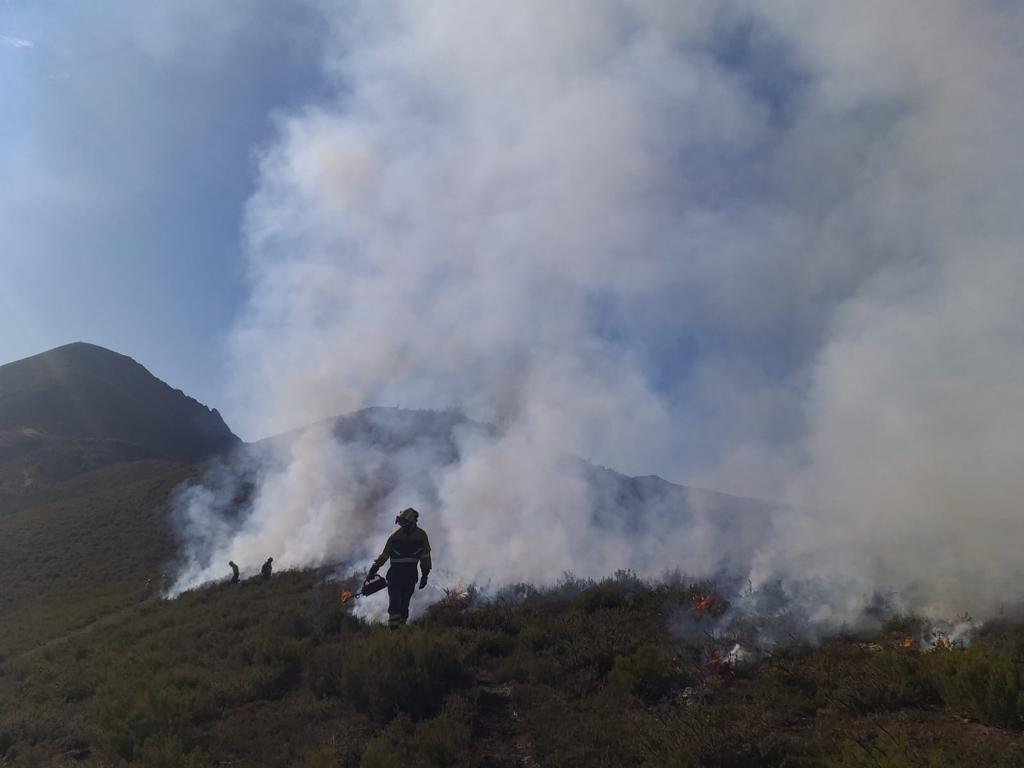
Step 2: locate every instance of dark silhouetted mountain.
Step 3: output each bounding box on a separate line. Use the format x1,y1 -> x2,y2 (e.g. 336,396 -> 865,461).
0,342 -> 239,508
0,342 -> 238,460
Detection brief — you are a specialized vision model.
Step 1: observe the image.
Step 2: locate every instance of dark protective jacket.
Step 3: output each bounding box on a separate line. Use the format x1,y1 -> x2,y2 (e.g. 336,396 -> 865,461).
372,525 -> 431,628
371,525 -> 432,577
261,559 -> 273,579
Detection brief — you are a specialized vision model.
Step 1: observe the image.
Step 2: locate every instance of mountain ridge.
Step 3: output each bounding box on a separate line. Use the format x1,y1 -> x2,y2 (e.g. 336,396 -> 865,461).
0,342 -> 239,511
0,342 -> 238,456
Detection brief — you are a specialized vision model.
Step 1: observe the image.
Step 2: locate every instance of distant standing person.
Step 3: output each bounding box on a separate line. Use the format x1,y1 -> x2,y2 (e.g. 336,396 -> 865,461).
261,557 -> 273,580
229,561 -> 240,584
367,507 -> 431,629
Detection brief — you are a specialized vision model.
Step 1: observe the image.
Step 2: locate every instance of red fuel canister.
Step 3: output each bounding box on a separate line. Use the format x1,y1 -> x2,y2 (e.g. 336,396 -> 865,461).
361,574 -> 388,597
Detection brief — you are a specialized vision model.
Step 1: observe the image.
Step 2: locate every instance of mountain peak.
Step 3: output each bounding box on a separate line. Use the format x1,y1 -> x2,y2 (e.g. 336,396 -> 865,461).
0,341 -> 239,463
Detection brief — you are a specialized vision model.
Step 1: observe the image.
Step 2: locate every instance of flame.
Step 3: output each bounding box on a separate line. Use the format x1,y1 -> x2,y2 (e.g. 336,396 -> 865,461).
898,635 -> 914,649
692,594 -> 718,614
340,591 -> 354,605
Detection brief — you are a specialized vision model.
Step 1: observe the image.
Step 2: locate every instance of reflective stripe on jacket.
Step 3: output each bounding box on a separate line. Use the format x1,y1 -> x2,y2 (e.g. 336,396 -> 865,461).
372,526 -> 432,574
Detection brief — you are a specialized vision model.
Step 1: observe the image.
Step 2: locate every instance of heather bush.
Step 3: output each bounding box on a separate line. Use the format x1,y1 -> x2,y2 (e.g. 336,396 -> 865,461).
608,643 -> 682,701
924,646 -> 1024,727
359,697 -> 473,768
232,635 -> 303,700
468,629 -> 516,660
419,585 -> 481,626
831,650 -> 937,713
641,703 -> 787,768
135,734 -> 208,768
89,665 -> 218,761
341,628 -> 468,722
827,730 -> 958,768
309,642 -> 349,698
574,582 -> 628,614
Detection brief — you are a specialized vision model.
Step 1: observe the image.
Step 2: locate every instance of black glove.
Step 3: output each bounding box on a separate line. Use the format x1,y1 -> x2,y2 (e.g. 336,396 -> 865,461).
367,565 -> 379,580
418,574 -> 429,590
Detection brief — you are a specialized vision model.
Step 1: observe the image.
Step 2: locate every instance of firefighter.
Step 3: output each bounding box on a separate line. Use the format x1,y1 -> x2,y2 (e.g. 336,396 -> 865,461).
367,507 -> 431,629
261,557 -> 273,580
229,561 -> 240,584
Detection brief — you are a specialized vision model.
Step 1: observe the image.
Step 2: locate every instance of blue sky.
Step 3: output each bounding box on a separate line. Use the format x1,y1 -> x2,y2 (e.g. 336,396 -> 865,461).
0,1 -> 327,423
3,0 -> 1021,513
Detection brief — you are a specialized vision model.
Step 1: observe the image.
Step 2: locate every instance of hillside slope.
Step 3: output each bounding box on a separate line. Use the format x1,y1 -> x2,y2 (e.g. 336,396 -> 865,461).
0,460 -> 195,656
2,570 -> 1024,767
0,343 -> 239,652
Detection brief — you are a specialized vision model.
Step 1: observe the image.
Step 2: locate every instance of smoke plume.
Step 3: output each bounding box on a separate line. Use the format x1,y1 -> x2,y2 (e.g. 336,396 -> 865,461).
172,1 -> 1024,622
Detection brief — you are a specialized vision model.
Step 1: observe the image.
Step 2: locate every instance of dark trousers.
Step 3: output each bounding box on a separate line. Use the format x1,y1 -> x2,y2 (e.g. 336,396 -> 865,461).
386,565 -> 418,628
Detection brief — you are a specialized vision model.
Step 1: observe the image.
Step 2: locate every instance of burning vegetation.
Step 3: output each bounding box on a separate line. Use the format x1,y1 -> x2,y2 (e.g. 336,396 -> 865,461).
3,569 -> 1024,766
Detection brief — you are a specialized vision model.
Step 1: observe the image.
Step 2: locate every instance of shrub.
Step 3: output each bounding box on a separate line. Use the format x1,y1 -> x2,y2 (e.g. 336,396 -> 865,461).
341,629 -> 468,722
60,675 -> 95,703
827,730 -> 958,768
832,651 -> 937,713
300,746 -> 361,768
420,586 -> 481,626
642,703 -> 785,768
924,646 -> 1024,727
226,635 -> 304,702
309,643 -> 348,698
574,583 -> 627,614
359,698 -> 472,768
975,620 -> 1024,661
519,623 -> 551,653
1,740 -> 50,768
608,644 -> 682,701
88,665 -> 218,761
135,734 -> 208,768
469,630 -> 515,660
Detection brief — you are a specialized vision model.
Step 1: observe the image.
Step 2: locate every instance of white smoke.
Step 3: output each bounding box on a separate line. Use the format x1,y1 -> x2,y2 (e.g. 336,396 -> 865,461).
172,1 -> 1024,622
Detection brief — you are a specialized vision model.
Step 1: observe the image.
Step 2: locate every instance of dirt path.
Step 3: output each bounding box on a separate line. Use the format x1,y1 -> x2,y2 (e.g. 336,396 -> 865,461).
472,675 -> 540,768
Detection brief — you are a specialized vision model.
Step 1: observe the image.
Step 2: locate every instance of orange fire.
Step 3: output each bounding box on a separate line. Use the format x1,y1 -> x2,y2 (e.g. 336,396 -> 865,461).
340,591 -> 354,605
898,636 -> 915,649
693,594 -> 717,614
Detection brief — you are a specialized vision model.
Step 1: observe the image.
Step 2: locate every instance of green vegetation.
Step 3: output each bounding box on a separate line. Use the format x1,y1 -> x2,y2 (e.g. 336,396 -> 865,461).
337,628 -> 468,722
923,645 -> 1024,728
0,460 -> 195,655
2,571 -> 1024,767
359,699 -> 474,768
